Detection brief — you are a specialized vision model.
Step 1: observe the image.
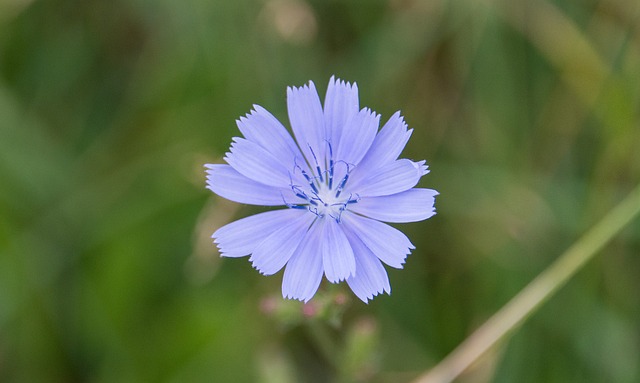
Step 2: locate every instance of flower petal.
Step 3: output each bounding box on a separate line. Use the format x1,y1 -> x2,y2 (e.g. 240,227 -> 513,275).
345,229 -> 391,303
250,213 -> 315,275
322,218 -> 356,283
213,209 -> 306,257
287,81 -> 327,175
324,76 -> 359,150
366,112 -> 412,164
282,221 -> 324,302
350,188 -> 439,223
205,164 -> 296,206
237,105 -> 309,176
225,137 -> 293,187
334,107 -> 379,169
342,213 -> 414,269
349,112 -> 412,185
349,159 -> 424,197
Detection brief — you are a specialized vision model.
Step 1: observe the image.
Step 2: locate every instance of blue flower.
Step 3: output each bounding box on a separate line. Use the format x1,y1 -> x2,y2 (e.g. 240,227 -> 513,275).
206,77 -> 438,303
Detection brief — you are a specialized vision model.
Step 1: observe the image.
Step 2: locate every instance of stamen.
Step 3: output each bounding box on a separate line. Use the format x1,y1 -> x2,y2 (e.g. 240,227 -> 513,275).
281,195 -> 308,210
309,190 -> 322,203
299,169 -> 319,194
329,208 -> 345,223
335,174 -> 349,198
308,144 -> 324,183
335,160 -> 355,173
289,185 -> 307,200
347,193 -> 360,204
309,206 -> 323,217
328,161 -> 334,189
293,160 -> 320,194
326,140 -> 335,189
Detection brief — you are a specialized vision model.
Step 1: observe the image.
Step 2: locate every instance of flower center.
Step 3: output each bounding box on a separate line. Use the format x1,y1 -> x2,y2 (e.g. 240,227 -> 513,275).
313,184 -> 350,219
285,151 -> 359,222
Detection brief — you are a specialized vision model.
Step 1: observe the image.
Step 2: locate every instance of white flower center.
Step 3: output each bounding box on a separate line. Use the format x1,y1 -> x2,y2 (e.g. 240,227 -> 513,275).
285,153 -> 360,222
313,184 -> 350,219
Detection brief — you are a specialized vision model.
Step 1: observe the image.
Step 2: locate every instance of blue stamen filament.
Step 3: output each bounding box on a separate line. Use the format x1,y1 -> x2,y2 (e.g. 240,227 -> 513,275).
328,160 -> 334,189
308,144 -> 324,183
327,141 -> 335,190
335,174 -> 349,198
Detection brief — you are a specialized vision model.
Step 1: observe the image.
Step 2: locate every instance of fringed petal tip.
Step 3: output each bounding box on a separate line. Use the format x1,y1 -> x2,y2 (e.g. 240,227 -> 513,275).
355,287 -> 391,304
329,75 -> 358,92
287,80 -> 317,95
349,272 -> 392,301
413,160 -> 429,176
282,293 -> 312,304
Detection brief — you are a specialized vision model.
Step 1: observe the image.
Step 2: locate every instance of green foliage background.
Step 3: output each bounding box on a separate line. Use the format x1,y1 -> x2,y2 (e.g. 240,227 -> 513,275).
1,0 -> 639,382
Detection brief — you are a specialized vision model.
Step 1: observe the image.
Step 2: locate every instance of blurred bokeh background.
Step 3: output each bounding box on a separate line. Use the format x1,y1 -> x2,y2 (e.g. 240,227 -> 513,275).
1,0 -> 639,382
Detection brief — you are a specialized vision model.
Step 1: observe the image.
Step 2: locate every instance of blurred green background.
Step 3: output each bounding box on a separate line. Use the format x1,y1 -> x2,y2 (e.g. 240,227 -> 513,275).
1,0 -> 639,382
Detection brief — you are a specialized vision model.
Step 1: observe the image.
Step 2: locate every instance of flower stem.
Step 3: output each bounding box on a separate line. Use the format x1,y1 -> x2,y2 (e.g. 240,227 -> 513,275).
412,183 -> 640,383
305,320 -> 341,371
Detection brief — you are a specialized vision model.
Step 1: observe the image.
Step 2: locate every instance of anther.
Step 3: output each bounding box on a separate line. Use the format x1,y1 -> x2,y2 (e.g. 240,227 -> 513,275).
326,140 -> 335,189
299,169 -> 319,194
308,144 -> 324,183
281,192 -> 308,210
290,185 -> 308,201
335,174 -> 349,198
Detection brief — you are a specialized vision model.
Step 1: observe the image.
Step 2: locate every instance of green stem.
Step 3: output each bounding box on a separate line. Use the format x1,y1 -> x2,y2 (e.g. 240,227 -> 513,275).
412,183 -> 640,383
305,320 -> 341,373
